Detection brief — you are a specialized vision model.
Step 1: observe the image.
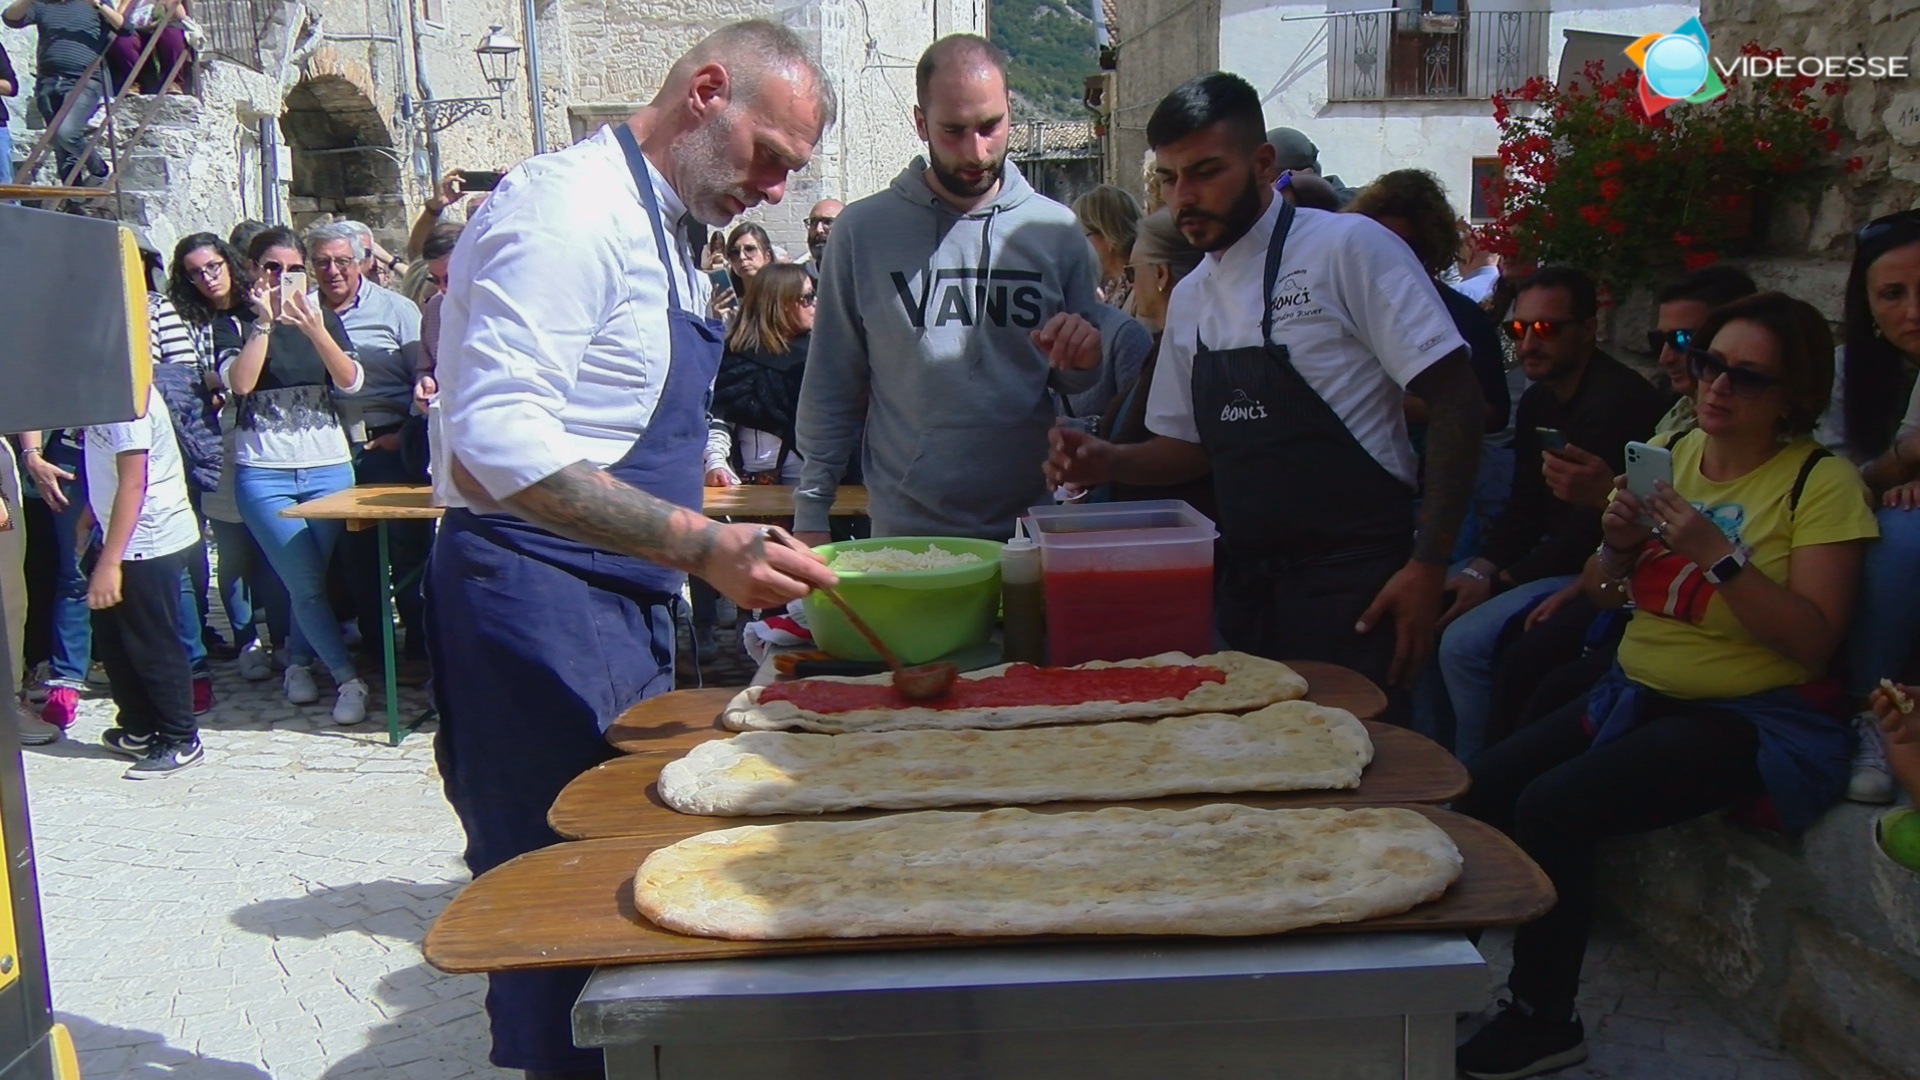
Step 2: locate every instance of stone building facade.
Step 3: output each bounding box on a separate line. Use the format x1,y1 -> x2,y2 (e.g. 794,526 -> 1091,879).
1,0 -> 979,259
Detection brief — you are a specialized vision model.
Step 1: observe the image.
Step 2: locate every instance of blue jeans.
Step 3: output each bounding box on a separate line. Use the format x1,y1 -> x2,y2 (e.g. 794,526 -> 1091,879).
209,516 -> 289,648
35,440 -> 92,688
234,462 -> 356,682
1845,504 -> 1920,700
176,565 -> 208,676
32,76 -> 108,182
0,122 -> 13,184
1439,574 -> 1576,764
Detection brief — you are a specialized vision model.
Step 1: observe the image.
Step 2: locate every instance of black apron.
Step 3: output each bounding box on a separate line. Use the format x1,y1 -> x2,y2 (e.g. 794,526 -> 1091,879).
425,123 -> 723,1073
1190,201 -> 1416,693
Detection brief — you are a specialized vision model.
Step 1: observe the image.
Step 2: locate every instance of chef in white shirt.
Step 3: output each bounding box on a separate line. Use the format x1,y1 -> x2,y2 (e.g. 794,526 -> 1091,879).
1046,73 -> 1483,715
425,21 -> 839,1078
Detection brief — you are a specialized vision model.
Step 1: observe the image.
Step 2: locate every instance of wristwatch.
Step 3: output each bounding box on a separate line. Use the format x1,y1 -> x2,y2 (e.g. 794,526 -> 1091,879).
1703,546 -> 1750,585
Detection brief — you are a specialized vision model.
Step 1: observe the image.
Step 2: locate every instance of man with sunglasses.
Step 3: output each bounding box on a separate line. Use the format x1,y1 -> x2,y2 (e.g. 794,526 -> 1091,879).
1434,266 -> 1667,762
1541,266 -> 1757,511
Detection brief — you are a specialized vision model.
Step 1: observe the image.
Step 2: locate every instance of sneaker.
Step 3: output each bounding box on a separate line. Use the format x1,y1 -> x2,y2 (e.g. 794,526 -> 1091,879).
331,678 -> 368,726
202,630 -> 236,661
40,687 -> 80,730
100,727 -> 154,759
124,739 -> 203,780
192,675 -> 215,717
1876,807 -> 1920,874
283,665 -> 320,706
23,662 -> 53,704
237,641 -> 272,682
86,661 -> 109,686
16,704 -> 60,747
1848,712 -> 1896,804
1457,999 -> 1586,1080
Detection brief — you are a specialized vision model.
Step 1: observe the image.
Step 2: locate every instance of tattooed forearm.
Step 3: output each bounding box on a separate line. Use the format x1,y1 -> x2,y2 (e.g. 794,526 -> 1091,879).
1408,348 -> 1483,566
501,461 -> 723,571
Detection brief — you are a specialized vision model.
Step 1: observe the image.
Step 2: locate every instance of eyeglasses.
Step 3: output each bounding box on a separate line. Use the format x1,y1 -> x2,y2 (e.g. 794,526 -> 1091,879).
798,291 -> 817,306
258,260 -> 305,275
311,257 -> 357,272
729,247 -> 761,260
186,259 -> 228,281
1503,318 -> 1578,341
1646,328 -> 1696,354
1859,209 -> 1920,244
1687,347 -> 1781,398
804,216 -> 837,228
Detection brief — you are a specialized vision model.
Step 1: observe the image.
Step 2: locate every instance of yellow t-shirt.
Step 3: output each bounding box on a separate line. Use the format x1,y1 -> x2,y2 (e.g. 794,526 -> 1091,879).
1616,432 -> 1878,699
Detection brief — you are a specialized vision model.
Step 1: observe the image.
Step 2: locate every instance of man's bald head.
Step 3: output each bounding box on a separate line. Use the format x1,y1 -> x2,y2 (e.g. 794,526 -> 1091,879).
915,34 -> 1009,107
652,20 -> 838,129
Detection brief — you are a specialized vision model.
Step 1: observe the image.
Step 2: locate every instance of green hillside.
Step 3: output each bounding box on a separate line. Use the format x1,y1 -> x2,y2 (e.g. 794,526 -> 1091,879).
992,0 -> 1099,121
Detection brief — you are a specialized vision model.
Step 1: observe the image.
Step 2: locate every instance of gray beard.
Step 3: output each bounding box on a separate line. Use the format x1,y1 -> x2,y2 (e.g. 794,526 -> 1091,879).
672,112 -> 749,226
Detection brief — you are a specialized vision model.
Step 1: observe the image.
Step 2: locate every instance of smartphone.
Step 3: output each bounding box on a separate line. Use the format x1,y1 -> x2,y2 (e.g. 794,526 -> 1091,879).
458,169 -> 503,192
280,269 -> 307,310
1624,441 -> 1674,522
708,269 -> 732,292
1536,427 -> 1569,452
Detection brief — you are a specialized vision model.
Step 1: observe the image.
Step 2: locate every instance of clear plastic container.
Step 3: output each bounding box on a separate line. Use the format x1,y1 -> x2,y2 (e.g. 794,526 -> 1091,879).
1024,500 -> 1218,666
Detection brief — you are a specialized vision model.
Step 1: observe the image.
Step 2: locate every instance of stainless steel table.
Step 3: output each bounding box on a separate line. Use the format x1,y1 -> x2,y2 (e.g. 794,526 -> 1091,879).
574,933 -> 1485,1079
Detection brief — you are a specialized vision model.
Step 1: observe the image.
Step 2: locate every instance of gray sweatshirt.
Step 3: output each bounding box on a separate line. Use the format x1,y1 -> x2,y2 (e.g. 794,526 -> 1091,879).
794,158 -> 1103,539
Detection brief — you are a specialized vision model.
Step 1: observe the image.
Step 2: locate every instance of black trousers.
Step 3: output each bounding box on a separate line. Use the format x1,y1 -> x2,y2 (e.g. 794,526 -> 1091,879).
90,548 -> 197,746
1484,596 -> 1622,753
1456,696 -> 1765,1017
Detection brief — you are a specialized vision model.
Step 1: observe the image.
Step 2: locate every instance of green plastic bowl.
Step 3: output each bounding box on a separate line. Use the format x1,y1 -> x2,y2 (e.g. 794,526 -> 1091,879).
805,537 -> 1005,665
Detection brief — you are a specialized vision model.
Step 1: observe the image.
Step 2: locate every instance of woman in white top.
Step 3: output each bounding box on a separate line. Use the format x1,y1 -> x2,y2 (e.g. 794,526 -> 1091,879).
214,226 -> 369,724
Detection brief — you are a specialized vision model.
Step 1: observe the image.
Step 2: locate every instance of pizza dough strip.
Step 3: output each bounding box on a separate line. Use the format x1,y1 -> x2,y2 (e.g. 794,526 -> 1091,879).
661,701 -> 1374,816
1880,677 -> 1915,714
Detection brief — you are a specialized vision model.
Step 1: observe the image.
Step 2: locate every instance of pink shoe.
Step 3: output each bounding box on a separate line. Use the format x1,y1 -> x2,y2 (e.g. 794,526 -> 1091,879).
192,676 -> 215,717
41,687 -> 80,730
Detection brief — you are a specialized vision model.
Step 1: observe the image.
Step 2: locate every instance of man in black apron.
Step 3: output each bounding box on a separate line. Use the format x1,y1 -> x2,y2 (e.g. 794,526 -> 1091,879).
1045,73 -> 1484,712
426,23 -> 839,1079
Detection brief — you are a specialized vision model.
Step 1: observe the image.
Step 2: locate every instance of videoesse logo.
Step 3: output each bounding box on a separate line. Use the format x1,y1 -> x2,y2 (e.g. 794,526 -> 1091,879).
1625,17 -> 1726,115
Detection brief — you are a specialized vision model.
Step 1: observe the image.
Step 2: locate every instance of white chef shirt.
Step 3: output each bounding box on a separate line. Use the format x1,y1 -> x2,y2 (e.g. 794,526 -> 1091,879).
437,124 -> 711,508
1144,200 -> 1466,487
84,384 -> 200,560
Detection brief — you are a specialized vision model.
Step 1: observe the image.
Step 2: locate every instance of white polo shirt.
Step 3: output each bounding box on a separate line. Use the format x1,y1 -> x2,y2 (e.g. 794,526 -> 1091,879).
436,124 -> 711,509
1144,200 -> 1465,487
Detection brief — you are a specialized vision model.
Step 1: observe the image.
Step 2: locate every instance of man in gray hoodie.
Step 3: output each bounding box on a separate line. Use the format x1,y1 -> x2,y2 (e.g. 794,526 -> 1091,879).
793,34 -> 1104,543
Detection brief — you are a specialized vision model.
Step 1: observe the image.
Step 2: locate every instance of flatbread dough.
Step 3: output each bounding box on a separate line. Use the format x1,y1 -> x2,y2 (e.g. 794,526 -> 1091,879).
635,804 -> 1462,940
662,701 -> 1373,816
720,651 -> 1308,734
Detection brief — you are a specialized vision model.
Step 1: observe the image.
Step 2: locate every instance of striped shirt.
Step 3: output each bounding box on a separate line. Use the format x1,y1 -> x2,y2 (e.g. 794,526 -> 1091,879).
11,0 -> 116,84
148,292 -> 201,368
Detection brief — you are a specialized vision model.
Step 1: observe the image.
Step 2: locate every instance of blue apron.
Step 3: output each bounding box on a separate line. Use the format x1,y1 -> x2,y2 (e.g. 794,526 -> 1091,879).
425,123 -> 723,1074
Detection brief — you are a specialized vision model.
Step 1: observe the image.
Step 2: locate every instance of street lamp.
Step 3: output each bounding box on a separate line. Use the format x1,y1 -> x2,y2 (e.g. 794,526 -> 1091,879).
411,25 -> 523,133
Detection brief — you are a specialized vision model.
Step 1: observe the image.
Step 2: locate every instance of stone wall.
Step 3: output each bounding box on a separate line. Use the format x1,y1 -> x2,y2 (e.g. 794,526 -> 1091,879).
1105,0 -> 1220,205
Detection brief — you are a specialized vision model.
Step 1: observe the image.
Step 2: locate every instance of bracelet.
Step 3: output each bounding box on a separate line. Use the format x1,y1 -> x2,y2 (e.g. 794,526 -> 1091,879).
20,446 -> 42,456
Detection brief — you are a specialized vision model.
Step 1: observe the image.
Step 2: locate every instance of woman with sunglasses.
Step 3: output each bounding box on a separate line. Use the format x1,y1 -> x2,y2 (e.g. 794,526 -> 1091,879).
710,264 -> 818,486
1455,292 -> 1875,1080
167,232 -> 290,685
1810,210 -> 1920,806
216,227 -> 368,723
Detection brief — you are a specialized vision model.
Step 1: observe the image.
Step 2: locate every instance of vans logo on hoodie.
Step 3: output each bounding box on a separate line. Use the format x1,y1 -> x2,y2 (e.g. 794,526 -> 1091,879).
891,268 -> 1047,330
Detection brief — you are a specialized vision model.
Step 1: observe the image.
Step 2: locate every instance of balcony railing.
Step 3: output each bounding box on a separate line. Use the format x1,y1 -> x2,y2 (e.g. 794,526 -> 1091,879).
1327,8 -> 1551,102
189,0 -> 272,72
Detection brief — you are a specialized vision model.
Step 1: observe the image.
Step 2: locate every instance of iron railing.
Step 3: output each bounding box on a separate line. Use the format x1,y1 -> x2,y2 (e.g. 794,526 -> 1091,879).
1327,8 -> 1550,101
186,0 -> 270,72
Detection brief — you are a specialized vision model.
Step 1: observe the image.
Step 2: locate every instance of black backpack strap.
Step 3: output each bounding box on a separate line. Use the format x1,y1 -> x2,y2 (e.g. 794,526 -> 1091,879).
1789,447 -> 1832,517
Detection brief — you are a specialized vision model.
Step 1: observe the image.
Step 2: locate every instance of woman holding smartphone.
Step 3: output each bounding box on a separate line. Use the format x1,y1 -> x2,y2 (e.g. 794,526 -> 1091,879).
215,226 -> 370,725
1454,292 -> 1877,1080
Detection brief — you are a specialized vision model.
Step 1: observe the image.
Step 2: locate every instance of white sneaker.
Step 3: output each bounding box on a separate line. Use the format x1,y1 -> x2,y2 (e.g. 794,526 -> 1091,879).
237,641 -> 272,682
1848,712 -> 1896,804
284,665 -> 320,706
332,678 -> 368,726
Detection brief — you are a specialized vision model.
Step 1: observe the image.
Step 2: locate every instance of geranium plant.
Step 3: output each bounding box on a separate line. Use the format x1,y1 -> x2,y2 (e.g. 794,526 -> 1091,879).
1475,46 -> 1848,296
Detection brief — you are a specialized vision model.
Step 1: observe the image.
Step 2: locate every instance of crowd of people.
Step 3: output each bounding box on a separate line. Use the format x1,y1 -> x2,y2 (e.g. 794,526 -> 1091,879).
2,12 -> 1917,1080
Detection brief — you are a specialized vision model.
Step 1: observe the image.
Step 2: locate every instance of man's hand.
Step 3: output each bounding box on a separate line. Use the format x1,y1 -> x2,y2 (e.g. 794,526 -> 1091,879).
1885,479 -> 1920,511
366,433 -> 402,453
1031,312 -> 1100,371
1438,561 -> 1496,630
704,467 -> 738,488
1355,560 -> 1446,687
1541,444 -> 1614,509
697,525 -> 838,611
429,170 -> 464,214
1870,682 -> 1920,746
1044,421 -> 1115,488
1523,578 -> 1584,632
23,453 -> 75,511
87,560 -> 122,610
793,531 -> 832,549
413,373 -> 438,414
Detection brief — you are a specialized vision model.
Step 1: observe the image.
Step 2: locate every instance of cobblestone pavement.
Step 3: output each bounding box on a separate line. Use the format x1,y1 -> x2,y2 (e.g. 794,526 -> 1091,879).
21,632 -> 1818,1080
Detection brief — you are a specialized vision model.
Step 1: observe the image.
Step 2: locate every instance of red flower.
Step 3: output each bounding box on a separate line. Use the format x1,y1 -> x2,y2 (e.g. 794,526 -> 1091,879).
1822,130 -> 1841,152
1710,137 -> 1725,153
1810,116 -> 1830,131
1844,156 -> 1866,174
1491,94 -> 1510,124
1603,219 -> 1626,235
1577,205 -> 1607,226
1823,80 -> 1847,97
1598,81 -> 1620,101
1673,231 -> 1696,248
1599,178 -> 1625,202
1738,41 -> 1764,57
1683,252 -> 1720,271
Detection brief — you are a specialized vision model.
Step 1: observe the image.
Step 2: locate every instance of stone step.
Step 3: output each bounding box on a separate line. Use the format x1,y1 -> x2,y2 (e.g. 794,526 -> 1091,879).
115,152 -> 172,194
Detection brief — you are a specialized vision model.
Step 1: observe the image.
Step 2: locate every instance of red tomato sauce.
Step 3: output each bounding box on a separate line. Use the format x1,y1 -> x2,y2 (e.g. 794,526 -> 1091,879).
761,664 -> 1226,714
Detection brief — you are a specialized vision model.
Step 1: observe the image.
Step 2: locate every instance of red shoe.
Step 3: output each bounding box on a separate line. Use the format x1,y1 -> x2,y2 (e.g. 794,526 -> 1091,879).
41,687 -> 80,730
192,676 -> 215,717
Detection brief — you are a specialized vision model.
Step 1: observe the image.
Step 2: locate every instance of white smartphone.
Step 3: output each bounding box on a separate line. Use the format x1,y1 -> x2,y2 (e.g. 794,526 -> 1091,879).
1624,441 -> 1674,522
280,270 -> 307,311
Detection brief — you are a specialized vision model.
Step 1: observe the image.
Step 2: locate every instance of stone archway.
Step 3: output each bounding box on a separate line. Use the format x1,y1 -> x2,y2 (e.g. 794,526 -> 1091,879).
280,51 -> 405,242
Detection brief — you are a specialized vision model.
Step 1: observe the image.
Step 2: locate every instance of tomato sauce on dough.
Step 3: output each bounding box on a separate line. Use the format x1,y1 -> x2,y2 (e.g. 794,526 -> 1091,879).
760,664 -> 1226,714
